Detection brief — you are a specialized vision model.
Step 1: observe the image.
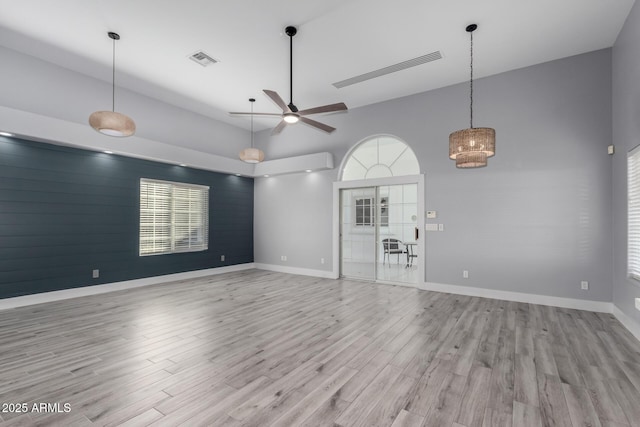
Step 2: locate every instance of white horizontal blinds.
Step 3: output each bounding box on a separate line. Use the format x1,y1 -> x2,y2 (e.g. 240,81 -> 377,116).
139,179 -> 209,256
140,180 -> 172,255
628,146 -> 640,280
172,186 -> 209,253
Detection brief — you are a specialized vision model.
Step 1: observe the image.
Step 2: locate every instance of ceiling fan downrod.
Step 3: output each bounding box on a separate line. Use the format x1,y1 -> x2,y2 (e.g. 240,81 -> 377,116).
285,26 -> 298,112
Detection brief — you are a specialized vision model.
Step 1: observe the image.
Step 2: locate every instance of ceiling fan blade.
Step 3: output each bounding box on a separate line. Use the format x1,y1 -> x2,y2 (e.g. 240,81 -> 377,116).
298,102 -> 348,116
299,116 -> 336,133
229,112 -> 282,117
271,120 -> 288,135
263,90 -> 291,113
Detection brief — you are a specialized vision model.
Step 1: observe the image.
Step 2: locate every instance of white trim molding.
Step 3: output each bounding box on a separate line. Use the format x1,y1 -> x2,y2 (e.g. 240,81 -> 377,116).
0,263 -> 255,311
254,263 -> 336,279
612,305 -> 640,341
418,281 -> 613,313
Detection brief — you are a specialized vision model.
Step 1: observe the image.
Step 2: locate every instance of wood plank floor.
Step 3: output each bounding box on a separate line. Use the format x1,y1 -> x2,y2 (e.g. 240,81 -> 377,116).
0,270 -> 639,427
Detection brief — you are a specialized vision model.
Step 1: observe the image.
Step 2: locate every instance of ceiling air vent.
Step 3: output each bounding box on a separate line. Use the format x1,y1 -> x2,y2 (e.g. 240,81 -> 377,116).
333,51 -> 443,89
189,51 -> 219,67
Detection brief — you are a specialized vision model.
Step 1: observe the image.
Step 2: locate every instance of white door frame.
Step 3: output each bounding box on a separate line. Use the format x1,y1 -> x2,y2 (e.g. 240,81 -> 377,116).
332,174 -> 426,287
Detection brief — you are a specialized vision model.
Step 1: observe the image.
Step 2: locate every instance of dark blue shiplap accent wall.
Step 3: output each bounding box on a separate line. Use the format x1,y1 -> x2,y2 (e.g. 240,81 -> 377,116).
0,136 -> 254,299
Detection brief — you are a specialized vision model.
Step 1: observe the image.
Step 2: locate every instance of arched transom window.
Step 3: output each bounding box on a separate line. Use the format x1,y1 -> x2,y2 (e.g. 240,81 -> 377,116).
341,136 -> 420,181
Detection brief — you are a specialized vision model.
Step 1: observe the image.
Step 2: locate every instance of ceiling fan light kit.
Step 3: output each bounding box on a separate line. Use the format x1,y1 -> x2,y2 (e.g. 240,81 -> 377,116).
283,112 -> 300,124
239,98 -> 265,163
89,32 -> 136,137
449,24 -> 495,168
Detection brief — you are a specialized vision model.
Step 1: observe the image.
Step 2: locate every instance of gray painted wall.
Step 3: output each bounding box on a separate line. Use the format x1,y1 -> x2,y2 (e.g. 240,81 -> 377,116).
0,45 -> 248,159
613,2 -> 640,323
254,48 -> 613,302
254,170 -> 334,269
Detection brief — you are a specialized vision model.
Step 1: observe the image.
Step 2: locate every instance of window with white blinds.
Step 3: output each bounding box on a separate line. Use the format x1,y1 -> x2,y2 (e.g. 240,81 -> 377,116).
628,146 -> 640,280
140,179 -> 209,256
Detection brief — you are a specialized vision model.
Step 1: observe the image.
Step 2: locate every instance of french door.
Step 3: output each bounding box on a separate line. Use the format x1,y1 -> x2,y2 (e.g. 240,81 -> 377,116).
339,182 -> 419,285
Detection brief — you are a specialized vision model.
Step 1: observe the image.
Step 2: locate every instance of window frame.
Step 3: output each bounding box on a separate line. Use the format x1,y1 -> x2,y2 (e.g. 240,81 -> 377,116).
353,196 -> 389,228
628,145 -> 640,281
354,197 -> 374,227
139,178 -> 209,256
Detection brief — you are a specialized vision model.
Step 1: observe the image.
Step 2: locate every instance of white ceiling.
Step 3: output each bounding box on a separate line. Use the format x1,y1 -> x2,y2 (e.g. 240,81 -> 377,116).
0,0 -> 635,132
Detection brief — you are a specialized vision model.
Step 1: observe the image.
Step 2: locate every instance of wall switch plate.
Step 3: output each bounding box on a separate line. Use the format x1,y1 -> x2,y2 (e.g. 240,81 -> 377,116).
438,224 -> 444,231
635,298 -> 640,311
463,270 -> 469,279
321,258 -> 325,264
425,224 -> 438,231
608,144 -> 615,155
426,210 -> 437,219
581,281 -> 589,290
92,269 -> 99,278
220,255 -> 225,262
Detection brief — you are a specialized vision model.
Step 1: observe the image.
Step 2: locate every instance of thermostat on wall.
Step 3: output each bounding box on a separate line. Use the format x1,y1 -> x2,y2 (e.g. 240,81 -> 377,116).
426,210 -> 437,219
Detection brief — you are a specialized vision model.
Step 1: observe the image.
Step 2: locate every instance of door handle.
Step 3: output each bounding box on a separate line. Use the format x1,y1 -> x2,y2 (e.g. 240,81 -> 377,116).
414,227 -> 419,241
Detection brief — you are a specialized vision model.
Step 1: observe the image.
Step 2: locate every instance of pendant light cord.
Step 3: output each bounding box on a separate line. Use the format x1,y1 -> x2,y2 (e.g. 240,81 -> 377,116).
469,29 -> 474,129
250,101 -> 254,149
112,36 -> 116,113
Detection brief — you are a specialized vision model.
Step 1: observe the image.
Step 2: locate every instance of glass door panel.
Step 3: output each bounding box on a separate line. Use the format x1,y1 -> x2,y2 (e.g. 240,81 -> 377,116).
377,183 -> 418,285
340,187 -> 377,280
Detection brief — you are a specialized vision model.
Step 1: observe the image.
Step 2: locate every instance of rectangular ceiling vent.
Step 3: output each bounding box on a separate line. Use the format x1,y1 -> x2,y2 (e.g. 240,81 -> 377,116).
189,51 -> 219,67
332,50 -> 443,89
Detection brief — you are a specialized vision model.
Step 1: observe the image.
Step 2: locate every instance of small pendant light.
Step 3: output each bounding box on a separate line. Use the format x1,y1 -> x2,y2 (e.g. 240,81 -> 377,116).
89,32 -> 136,137
449,24 -> 495,168
239,98 -> 265,163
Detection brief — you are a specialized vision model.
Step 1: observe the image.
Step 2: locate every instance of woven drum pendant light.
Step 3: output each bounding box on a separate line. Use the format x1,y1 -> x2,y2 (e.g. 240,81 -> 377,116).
89,32 -> 136,137
449,24 -> 495,168
239,98 -> 265,163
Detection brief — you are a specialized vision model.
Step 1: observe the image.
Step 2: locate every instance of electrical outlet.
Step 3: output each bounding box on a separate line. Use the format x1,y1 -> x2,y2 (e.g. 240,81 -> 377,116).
321,258 -> 325,264
581,281 -> 589,290
220,255 -> 225,262
92,269 -> 99,278
281,255 -> 287,261
463,270 -> 469,279
635,298 -> 640,311
438,224 -> 444,231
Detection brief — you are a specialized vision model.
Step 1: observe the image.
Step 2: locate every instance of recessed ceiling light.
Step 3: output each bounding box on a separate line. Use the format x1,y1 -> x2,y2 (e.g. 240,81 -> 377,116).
179,163 -> 187,167
235,173 -> 241,176
103,150 -> 113,154
305,169 -> 312,173
264,175 -> 270,178
0,131 -> 13,137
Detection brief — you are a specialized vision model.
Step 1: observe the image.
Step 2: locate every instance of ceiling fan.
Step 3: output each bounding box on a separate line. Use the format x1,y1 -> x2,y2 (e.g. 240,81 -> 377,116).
230,26 -> 348,135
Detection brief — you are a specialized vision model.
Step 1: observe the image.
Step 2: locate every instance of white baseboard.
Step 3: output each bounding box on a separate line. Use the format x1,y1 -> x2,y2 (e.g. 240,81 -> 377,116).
417,281 -> 614,313
254,263 -> 336,279
0,263 -> 255,311
612,305 -> 640,341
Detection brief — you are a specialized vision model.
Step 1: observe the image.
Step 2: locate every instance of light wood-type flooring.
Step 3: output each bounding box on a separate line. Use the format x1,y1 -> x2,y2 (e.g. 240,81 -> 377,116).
0,270 -> 639,427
